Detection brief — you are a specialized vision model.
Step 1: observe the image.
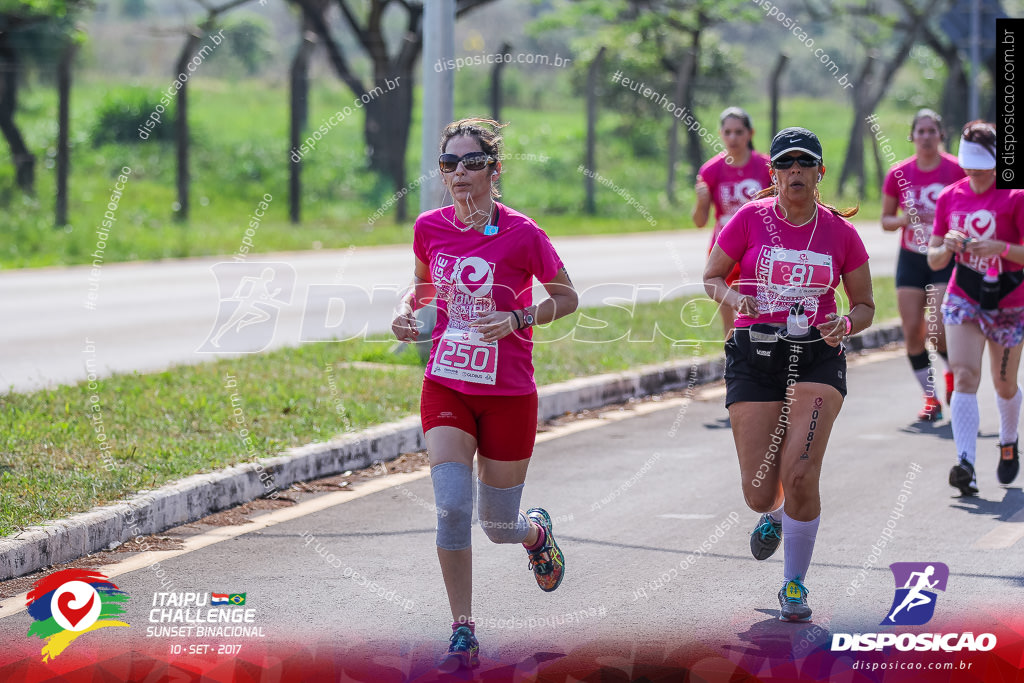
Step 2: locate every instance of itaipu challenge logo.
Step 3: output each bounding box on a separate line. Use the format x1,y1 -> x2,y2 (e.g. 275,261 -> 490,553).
26,568 -> 130,661
882,561 -> 949,626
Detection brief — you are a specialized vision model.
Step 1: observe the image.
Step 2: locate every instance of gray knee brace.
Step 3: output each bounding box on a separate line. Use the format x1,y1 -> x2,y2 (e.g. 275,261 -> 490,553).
477,479 -> 530,544
431,462 -> 474,551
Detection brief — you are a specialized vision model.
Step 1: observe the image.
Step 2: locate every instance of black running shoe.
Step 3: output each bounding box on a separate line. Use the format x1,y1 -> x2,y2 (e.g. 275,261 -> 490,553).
998,441 -> 1020,485
750,513 -> 782,561
949,457 -> 978,496
440,625 -> 479,671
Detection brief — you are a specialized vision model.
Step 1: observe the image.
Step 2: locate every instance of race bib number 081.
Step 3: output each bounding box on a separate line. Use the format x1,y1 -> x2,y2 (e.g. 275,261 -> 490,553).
432,329 -> 498,385
764,248 -> 832,298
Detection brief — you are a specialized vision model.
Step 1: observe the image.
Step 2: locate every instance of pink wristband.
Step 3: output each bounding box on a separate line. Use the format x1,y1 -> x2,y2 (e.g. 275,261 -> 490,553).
843,315 -> 852,335
1002,242 -> 1012,258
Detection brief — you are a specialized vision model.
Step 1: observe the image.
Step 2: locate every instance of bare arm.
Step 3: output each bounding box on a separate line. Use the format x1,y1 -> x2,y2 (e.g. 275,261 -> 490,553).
927,233 -> 961,271
472,267 -> 579,343
691,174 -> 711,228
391,257 -> 435,342
880,192 -> 907,232
703,244 -> 757,318
817,261 -> 874,347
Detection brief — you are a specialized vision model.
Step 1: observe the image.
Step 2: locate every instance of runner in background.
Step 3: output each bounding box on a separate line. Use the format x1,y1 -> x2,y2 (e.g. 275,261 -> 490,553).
881,109 -> 965,421
692,107 -> 772,338
928,120 -> 1024,495
703,127 -> 874,622
391,118 -> 578,671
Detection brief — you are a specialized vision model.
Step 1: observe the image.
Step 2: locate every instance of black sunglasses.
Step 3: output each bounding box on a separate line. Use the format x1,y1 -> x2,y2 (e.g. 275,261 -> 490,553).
772,155 -> 819,169
439,152 -> 496,173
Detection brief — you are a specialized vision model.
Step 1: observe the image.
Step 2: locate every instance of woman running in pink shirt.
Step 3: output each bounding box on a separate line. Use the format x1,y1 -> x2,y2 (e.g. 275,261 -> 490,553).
928,120 -> 1024,495
693,107 -> 772,336
391,118 -> 578,671
882,109 -> 965,421
703,127 -> 874,622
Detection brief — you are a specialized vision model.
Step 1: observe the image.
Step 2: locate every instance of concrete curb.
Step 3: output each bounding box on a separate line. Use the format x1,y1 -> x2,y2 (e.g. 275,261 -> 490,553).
0,323 -> 903,580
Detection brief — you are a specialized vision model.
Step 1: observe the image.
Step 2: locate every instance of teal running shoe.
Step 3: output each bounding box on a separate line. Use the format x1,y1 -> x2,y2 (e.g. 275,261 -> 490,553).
778,577 -> 812,622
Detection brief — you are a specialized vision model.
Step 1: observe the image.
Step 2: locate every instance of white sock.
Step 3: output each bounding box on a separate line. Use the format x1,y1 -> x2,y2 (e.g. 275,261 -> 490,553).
950,391 -> 979,466
913,367 -> 934,397
767,502 -> 784,522
996,387 -> 1023,445
782,510 -> 820,582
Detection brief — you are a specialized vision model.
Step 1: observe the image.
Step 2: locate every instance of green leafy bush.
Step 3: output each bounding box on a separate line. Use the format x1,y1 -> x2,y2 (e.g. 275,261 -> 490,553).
91,88 -> 175,145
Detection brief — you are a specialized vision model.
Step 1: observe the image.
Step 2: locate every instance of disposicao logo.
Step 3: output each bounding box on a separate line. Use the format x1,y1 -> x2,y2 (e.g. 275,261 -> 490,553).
883,561 -> 948,626
26,568 -> 129,661
831,562 -> 996,653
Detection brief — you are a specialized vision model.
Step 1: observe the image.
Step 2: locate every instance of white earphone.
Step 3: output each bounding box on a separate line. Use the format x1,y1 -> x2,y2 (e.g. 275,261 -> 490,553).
817,173 -> 822,182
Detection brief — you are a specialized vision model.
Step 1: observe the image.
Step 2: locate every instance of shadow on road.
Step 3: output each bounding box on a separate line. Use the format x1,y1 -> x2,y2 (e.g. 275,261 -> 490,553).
950,485 -> 1024,522
899,420 -> 954,439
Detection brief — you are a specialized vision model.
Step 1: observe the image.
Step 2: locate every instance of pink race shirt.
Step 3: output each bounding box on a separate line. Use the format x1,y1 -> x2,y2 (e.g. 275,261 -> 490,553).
698,151 -> 772,244
716,197 -> 870,328
933,179 -> 1024,307
413,203 -> 564,396
883,153 -> 964,254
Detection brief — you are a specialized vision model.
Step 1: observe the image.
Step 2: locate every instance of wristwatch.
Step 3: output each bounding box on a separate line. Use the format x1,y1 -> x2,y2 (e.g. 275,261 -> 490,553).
521,308 -> 535,327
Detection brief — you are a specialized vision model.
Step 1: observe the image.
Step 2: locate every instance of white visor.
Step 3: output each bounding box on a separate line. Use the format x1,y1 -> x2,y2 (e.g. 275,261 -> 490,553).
958,139 -> 996,170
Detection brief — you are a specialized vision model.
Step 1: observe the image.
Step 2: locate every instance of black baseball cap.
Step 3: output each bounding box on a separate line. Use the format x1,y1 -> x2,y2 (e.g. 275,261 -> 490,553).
769,127 -> 823,162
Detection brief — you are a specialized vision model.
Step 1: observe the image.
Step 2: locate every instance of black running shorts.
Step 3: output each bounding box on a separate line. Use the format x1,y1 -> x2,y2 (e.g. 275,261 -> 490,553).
896,249 -> 954,290
724,326 -> 848,407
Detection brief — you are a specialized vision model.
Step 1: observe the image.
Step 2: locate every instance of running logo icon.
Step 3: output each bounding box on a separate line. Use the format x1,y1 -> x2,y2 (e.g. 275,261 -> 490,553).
26,568 -> 130,661
197,262 -> 295,353
883,562 -> 949,626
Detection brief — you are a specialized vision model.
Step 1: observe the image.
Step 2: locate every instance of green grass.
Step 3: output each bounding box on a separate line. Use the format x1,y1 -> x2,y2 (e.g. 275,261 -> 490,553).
0,278 -> 900,536
0,75 -> 914,268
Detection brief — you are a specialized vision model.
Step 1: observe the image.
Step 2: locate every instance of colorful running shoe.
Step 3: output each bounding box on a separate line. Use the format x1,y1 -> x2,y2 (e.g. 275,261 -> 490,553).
945,371 -> 954,406
440,625 -> 479,671
949,457 -> 978,496
778,577 -> 812,622
917,395 -> 943,422
525,507 -> 564,592
997,441 -> 1020,485
750,513 -> 783,561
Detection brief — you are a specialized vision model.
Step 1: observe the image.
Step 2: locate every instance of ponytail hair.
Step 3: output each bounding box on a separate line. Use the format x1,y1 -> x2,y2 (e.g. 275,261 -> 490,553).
754,184 -> 859,218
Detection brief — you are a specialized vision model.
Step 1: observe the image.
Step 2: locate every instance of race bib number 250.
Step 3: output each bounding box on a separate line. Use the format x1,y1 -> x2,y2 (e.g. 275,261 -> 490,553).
432,329 -> 498,385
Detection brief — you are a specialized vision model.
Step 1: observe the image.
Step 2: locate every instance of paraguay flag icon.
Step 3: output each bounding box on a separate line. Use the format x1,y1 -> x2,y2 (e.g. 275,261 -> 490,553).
882,562 -> 949,626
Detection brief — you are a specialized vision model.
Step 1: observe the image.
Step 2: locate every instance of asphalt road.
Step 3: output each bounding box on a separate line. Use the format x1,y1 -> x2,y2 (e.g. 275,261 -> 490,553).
1,224 -> 897,393
1,351 -> 1020,679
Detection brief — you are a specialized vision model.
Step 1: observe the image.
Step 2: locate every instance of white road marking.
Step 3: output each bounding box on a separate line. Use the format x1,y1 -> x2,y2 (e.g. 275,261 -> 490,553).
0,395 -> 697,621
973,505 -> 1024,549
0,470 -> 428,620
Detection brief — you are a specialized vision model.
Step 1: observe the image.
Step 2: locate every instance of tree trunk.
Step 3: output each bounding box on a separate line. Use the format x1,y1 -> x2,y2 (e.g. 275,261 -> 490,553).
942,54 -> 969,133
840,0 -> 942,197
869,121 -> 885,192
769,53 -> 789,137
584,46 -> 605,215
0,37 -> 34,194
56,42 -> 76,227
363,68 -> 414,221
290,0 -> 495,219
666,50 -> 690,205
289,29 -> 317,225
838,56 -> 874,198
683,31 -> 703,182
174,34 -> 201,223
490,42 -> 512,122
